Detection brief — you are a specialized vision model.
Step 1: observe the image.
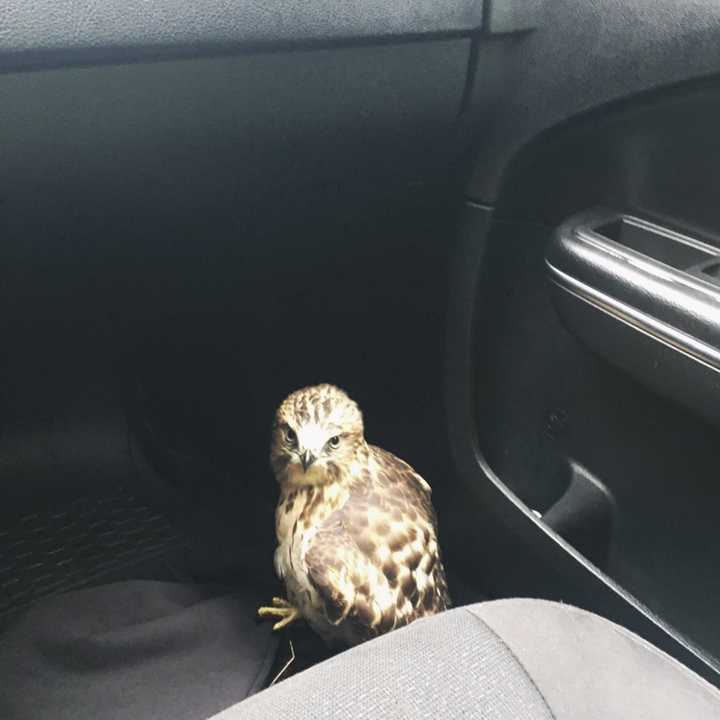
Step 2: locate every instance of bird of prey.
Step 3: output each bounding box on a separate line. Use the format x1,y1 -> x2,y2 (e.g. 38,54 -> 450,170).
259,383 -> 451,647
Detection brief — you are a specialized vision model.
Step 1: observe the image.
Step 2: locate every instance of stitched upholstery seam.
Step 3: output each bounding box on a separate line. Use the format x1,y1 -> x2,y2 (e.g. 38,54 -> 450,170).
475,599 -> 720,708
463,607 -> 557,720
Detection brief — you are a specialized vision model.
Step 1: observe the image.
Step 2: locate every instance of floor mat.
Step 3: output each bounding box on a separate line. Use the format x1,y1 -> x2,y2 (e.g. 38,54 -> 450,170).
0,485 -> 186,622
0,581 -> 278,720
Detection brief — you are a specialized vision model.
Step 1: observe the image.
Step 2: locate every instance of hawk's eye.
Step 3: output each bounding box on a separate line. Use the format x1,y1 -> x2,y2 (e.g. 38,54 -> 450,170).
284,428 -> 297,446
328,435 -> 340,449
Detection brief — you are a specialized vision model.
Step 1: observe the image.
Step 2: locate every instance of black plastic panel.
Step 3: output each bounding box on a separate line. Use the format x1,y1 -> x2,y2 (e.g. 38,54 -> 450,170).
597,217 -> 715,269
0,40 -> 469,235
0,0 -> 482,69
445,203 -> 720,685
466,0 -> 720,203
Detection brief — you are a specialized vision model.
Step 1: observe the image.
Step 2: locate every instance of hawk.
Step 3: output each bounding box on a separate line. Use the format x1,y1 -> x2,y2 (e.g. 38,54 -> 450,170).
259,383 -> 451,647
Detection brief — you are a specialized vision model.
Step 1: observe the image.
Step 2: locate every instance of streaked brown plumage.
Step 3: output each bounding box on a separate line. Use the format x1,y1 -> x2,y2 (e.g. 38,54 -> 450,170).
259,383 -> 451,647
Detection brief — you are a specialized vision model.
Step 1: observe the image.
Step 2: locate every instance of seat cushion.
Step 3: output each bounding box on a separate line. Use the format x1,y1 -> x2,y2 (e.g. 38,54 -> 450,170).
473,598 -> 720,719
0,581 -> 278,720
213,598 -> 720,719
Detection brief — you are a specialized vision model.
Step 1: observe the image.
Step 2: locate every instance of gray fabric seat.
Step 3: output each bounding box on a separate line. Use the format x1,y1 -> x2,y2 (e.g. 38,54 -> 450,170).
213,598 -> 720,719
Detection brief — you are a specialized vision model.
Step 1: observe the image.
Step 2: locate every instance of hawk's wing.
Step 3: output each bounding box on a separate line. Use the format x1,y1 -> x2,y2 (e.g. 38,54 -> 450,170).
304,447 -> 450,643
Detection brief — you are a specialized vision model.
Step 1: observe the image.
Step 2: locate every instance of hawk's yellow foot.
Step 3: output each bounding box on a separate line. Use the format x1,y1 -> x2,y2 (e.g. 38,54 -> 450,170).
258,597 -> 300,630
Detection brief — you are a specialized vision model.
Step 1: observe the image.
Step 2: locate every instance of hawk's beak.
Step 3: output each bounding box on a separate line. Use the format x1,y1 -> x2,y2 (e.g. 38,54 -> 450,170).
301,450 -> 317,472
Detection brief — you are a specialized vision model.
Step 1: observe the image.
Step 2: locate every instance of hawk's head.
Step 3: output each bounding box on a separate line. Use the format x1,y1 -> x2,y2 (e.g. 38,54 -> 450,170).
270,384 -> 366,487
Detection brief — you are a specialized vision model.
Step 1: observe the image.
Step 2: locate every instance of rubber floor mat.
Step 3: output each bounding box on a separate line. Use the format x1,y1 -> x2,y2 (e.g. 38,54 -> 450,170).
0,486 -> 185,619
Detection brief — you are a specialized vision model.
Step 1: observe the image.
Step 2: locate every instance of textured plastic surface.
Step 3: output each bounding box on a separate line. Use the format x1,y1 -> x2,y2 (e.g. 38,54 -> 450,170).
486,0 -> 544,33
0,42 -> 468,220
467,0 -> 720,202
0,487 -> 184,618
0,0 -> 482,67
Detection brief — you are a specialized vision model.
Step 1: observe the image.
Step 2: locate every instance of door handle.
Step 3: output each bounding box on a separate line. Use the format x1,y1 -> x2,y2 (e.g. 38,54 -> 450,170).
546,209 -> 720,424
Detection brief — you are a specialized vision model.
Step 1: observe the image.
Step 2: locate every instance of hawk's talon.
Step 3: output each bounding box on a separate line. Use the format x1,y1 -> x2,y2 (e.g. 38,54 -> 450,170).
258,598 -> 300,630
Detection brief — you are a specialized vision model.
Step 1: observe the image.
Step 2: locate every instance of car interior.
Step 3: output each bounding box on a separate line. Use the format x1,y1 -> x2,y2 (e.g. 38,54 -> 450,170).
2,0 -> 720,717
